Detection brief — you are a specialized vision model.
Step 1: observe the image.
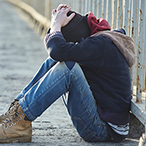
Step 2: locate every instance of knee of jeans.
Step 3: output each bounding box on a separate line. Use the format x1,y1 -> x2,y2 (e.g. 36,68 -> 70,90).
65,61 -> 75,70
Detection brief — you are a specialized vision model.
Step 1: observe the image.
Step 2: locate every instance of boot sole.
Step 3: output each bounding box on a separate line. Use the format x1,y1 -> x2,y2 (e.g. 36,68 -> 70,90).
0,136 -> 31,143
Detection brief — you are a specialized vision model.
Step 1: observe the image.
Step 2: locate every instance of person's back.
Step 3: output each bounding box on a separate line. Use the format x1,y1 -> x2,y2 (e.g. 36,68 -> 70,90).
80,30 -> 132,124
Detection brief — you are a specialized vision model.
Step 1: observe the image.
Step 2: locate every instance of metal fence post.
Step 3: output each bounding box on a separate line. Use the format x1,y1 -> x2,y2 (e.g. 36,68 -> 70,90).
93,0 -> 97,16
136,0 -> 146,103
113,0 -> 117,29
118,0 -> 123,28
131,0 -> 139,91
103,0 -> 107,19
97,0 -> 102,18
123,0 -> 129,35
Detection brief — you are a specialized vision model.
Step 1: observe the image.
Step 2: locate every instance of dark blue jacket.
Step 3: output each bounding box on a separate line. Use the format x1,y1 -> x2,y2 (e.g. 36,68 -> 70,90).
44,29 -> 134,125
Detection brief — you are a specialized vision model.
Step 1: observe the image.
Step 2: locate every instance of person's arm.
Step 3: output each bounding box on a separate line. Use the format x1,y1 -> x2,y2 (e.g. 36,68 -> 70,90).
45,6 -> 108,64
44,32 -> 107,64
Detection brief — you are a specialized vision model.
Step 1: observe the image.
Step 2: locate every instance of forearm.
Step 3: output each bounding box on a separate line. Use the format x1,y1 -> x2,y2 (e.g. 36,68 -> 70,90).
44,31 -> 97,63
44,32 -> 71,61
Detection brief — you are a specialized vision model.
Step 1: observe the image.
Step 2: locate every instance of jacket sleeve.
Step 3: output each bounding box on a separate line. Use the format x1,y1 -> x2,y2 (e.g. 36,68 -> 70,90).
44,31 -> 108,63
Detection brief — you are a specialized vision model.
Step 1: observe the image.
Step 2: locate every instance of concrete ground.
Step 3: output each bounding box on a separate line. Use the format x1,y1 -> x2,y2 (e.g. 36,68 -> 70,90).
0,0 -> 139,145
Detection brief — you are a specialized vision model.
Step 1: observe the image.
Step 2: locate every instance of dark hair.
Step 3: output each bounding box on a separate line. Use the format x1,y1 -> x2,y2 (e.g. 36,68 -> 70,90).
61,11 -> 91,43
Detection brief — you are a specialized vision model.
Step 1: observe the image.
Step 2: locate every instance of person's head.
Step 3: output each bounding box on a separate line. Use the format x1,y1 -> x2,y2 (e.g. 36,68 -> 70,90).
61,11 -> 91,43
61,11 -> 111,43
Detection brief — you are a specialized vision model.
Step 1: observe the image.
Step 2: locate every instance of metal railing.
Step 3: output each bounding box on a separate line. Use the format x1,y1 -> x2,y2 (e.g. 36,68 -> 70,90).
20,0 -> 146,125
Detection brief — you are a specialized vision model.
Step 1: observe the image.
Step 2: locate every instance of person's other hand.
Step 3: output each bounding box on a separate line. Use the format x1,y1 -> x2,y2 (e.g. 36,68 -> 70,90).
56,4 -> 68,11
50,5 -> 75,33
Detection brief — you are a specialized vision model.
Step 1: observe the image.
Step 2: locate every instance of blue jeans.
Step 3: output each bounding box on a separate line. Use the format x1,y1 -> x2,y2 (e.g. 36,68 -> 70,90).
17,57 -> 110,142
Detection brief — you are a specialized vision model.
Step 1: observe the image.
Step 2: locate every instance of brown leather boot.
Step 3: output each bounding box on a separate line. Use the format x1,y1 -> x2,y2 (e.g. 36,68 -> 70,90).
0,100 -> 19,124
0,102 -> 32,143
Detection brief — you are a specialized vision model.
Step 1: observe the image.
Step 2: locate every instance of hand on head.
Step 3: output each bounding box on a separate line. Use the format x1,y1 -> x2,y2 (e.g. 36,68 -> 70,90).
50,4 -> 75,33
56,4 -> 68,11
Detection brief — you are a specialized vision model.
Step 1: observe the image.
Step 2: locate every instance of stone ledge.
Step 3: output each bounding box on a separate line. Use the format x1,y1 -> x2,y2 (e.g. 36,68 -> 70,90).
5,0 -> 50,39
131,86 -> 146,128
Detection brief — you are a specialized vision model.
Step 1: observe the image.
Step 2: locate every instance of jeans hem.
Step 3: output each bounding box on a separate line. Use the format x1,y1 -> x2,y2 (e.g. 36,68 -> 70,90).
19,99 -> 36,121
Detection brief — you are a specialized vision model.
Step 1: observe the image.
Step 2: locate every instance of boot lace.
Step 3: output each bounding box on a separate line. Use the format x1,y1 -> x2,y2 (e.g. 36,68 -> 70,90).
2,103 -> 24,129
1,100 -> 18,118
